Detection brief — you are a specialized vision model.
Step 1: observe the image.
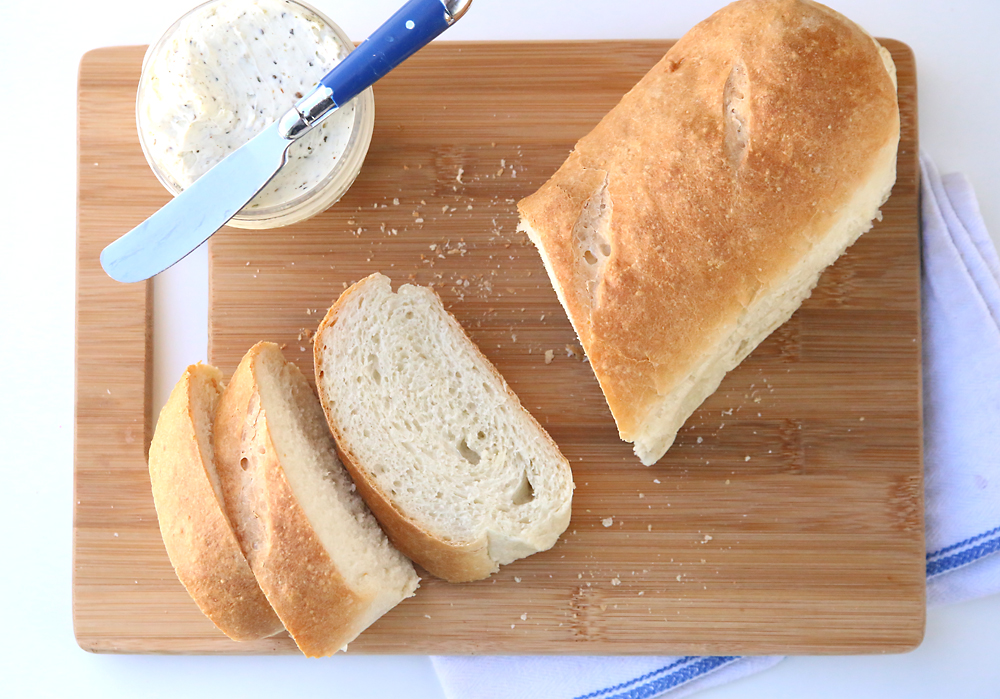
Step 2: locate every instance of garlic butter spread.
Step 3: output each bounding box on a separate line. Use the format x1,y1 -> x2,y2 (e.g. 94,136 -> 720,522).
138,0 -> 356,210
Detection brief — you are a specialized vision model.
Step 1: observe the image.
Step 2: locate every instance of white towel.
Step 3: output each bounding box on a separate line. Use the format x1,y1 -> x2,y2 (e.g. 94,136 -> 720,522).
431,155 -> 1000,699
920,154 -> 1000,607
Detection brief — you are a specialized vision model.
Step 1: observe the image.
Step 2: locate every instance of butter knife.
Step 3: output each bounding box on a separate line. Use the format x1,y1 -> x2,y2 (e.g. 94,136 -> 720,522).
101,0 -> 472,284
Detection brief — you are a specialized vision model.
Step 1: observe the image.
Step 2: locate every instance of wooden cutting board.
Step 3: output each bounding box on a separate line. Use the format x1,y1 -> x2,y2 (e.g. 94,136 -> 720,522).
75,40 -> 924,655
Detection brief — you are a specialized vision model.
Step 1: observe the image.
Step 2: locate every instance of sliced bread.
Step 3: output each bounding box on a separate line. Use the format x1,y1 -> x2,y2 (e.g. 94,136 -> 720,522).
313,273 -> 575,583
213,342 -> 419,657
147,363 -> 283,641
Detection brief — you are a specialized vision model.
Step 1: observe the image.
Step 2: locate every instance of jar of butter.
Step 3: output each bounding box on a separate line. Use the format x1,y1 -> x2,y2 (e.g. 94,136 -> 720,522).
136,0 -> 375,229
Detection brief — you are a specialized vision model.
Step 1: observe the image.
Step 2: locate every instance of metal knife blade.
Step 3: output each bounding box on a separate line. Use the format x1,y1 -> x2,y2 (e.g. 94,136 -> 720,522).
100,123 -> 290,284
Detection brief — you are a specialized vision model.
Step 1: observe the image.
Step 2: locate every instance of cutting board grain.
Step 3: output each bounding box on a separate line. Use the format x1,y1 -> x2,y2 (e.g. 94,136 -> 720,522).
75,40 -> 924,655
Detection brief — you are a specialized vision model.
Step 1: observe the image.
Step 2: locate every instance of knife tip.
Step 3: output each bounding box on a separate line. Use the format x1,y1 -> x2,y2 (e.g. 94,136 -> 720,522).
100,243 -> 142,284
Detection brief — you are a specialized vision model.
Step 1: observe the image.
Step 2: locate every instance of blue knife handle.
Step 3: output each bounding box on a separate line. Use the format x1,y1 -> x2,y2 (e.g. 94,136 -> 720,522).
321,0 -> 455,107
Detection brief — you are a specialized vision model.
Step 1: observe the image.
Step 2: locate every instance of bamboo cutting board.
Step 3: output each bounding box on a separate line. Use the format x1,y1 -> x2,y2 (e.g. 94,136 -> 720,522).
75,40 -> 924,655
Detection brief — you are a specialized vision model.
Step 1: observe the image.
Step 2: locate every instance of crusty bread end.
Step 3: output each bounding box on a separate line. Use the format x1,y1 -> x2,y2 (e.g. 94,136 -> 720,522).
148,363 -> 284,641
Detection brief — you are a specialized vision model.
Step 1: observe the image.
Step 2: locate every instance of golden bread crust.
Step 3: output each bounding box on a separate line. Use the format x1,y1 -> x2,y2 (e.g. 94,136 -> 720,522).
148,363 -> 283,641
517,0 -> 899,454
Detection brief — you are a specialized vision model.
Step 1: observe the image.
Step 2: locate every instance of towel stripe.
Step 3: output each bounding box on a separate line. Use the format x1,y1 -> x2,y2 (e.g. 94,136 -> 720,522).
573,658 -> 693,699
573,657 -> 739,699
926,523 -> 1000,561
926,532 -> 1000,578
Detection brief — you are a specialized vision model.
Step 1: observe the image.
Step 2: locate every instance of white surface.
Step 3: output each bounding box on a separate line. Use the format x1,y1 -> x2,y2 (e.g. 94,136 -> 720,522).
1,0 -> 999,697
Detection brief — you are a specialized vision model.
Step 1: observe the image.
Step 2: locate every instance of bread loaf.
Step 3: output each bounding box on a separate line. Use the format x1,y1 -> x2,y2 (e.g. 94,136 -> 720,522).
147,363 -> 283,641
314,274 -> 575,583
517,0 -> 900,465
213,342 -> 419,656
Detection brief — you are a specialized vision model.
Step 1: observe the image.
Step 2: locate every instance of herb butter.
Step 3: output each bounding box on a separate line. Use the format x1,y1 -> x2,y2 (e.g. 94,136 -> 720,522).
138,0 -> 360,212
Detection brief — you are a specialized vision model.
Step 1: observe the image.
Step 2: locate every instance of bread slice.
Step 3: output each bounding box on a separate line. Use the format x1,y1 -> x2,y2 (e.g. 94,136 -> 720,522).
213,342 -> 419,657
147,363 -> 283,641
517,0 -> 900,465
313,273 -> 575,583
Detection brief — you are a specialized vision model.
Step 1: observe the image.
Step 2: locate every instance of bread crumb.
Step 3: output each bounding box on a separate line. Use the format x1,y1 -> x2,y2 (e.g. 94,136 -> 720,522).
602,517 -> 614,528
653,478 -> 660,484
696,436 -> 703,444
745,456 -> 751,461
520,613 -> 527,621
676,575 -> 682,582
544,349 -> 554,364
393,197 -> 400,205
611,578 -> 621,586
726,479 -> 730,485
456,167 -> 464,184
514,577 -> 521,583
647,525 -> 652,531
638,591 -> 644,596
424,614 -> 432,619
703,534 -> 713,542
511,624 -> 515,629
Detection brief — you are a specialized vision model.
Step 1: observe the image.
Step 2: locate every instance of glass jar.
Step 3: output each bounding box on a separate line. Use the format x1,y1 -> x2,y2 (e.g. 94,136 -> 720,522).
136,0 -> 375,229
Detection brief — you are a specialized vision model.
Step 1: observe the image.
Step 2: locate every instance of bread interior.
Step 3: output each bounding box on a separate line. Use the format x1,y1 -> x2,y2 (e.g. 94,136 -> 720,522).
316,277 -> 573,564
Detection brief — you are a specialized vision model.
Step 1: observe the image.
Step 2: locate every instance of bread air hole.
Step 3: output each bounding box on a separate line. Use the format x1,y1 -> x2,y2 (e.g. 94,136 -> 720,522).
512,471 -> 535,506
457,438 -> 481,465
367,354 -> 381,384
240,457 -> 249,471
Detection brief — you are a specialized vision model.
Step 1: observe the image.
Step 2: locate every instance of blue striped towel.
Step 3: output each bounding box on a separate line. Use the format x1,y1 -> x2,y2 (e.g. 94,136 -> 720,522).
431,154 -> 1000,699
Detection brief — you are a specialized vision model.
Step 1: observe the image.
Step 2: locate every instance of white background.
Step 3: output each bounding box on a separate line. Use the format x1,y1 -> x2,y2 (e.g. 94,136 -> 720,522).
1,0 -> 998,697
